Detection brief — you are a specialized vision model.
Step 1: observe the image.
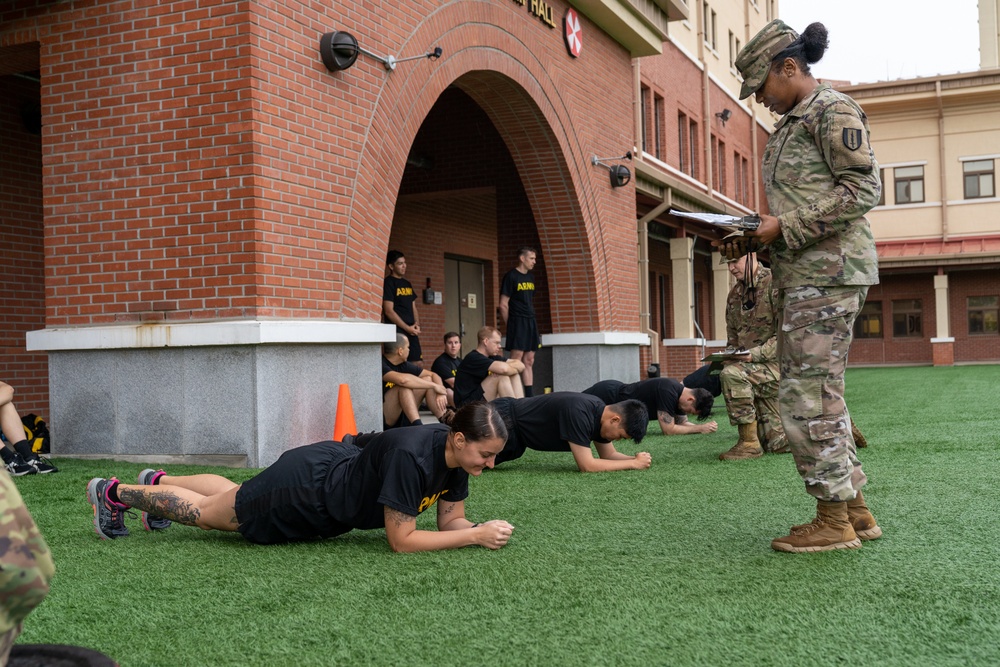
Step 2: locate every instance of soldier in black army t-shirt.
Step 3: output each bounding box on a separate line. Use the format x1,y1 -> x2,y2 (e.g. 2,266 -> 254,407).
382,250 -> 423,367
583,377 -> 718,436
431,332 -> 463,408
382,334 -> 450,428
86,402 -> 515,552
499,247 -> 541,396
491,392 -> 652,473
453,326 -> 524,408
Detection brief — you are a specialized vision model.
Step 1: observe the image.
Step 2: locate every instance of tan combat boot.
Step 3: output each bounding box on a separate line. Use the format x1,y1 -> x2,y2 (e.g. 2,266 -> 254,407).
790,490 -> 883,539
846,490 -> 882,540
719,421 -> 764,460
772,500 -> 862,553
851,418 -> 868,448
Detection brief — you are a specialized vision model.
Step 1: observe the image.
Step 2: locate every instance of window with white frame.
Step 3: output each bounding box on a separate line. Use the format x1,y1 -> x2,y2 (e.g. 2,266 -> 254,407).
702,2 -> 716,51
640,85 -> 650,154
963,159 -> 995,199
894,165 -> 924,204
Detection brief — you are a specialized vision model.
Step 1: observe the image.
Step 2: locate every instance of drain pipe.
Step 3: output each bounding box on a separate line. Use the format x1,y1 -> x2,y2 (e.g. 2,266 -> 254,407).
935,79 -> 949,241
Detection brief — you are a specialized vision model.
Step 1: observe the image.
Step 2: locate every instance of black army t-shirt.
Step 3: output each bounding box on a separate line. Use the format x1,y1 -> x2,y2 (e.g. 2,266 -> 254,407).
500,268 -> 536,319
431,353 -> 461,387
509,392 -> 608,451
381,356 -> 421,396
453,350 -> 504,407
619,378 -> 683,420
325,424 -> 469,529
383,275 -> 416,328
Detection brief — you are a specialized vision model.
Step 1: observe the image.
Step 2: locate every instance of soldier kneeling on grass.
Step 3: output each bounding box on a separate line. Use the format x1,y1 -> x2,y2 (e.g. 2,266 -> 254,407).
86,402 -> 514,553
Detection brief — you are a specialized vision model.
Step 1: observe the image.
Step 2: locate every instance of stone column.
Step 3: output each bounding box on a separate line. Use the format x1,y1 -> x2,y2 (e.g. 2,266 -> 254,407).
670,237 -> 694,339
543,332 -> 650,392
711,250 -> 730,342
931,273 -> 955,366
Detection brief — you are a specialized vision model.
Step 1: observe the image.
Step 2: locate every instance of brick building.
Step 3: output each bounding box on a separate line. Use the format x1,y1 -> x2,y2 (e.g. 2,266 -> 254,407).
4,1 -> 993,466
0,0 -> 685,465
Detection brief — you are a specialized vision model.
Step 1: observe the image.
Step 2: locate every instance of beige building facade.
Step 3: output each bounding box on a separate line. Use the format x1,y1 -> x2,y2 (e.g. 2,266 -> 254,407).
840,69 -> 1000,365
633,1 -> 1000,374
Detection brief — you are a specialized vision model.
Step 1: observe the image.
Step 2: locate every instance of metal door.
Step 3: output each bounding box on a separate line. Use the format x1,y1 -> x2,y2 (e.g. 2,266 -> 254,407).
444,257 -> 486,357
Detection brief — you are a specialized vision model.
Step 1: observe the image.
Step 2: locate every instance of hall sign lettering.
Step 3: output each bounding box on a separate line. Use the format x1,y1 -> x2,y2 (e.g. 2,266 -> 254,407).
510,0 -> 557,29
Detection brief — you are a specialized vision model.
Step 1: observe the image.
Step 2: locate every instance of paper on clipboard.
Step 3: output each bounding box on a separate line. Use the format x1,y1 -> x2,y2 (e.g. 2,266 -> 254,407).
670,209 -> 761,238
701,348 -> 750,362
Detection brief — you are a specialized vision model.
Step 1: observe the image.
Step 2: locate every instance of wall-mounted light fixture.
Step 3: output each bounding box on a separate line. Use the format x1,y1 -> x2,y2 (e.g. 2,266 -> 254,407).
591,150 -> 633,188
715,108 -> 732,126
320,30 -> 442,72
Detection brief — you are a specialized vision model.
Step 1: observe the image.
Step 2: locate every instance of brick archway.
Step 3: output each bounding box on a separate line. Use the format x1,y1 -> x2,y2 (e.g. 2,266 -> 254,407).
342,1 -> 638,334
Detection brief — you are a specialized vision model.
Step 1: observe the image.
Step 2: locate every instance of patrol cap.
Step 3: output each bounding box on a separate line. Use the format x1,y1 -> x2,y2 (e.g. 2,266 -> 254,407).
735,20 -> 799,100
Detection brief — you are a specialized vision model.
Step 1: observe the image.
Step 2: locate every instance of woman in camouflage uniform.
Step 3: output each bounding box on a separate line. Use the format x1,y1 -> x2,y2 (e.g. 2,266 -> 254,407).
0,470 -> 54,663
729,20 -> 882,553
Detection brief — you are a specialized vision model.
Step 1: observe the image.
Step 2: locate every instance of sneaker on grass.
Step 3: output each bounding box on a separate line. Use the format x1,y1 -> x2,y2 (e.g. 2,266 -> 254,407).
137,469 -> 172,531
86,477 -> 131,540
3,452 -> 36,477
27,455 -> 58,474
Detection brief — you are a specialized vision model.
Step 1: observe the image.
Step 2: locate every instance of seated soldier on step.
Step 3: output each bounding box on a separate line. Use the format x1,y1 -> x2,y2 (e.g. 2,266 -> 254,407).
381,334 -> 450,428
453,326 -> 524,409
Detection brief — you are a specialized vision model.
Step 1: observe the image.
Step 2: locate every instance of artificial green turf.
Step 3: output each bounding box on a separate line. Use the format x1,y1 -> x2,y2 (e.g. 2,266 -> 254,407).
11,365 -> 1000,666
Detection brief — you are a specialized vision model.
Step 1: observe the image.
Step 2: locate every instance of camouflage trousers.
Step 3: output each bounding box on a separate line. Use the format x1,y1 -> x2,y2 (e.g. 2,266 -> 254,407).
778,285 -> 869,502
0,623 -> 20,666
0,469 -> 54,639
719,361 -> 787,452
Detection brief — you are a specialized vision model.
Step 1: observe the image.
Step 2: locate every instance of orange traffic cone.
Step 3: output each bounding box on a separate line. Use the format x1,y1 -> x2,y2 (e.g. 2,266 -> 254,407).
333,384 -> 358,441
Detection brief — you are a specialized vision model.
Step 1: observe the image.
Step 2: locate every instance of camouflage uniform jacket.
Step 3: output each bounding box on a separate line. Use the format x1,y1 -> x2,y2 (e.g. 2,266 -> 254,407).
1,470 -> 54,633
763,83 -> 881,289
726,265 -> 779,364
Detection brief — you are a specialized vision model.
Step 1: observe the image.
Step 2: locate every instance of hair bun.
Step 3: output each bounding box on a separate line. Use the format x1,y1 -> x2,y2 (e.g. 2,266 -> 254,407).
800,22 -> 829,64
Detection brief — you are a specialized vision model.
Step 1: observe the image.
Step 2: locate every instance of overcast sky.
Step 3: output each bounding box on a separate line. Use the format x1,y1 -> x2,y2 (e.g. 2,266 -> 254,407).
777,0 -> 982,84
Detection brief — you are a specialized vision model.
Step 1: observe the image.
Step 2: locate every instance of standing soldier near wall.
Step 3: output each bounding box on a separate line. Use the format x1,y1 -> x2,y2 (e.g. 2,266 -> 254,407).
499,247 -> 540,397
382,250 -> 424,369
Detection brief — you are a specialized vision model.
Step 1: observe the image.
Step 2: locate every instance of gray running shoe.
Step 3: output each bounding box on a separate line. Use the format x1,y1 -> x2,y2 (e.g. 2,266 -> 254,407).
86,478 -> 130,540
138,469 -> 171,531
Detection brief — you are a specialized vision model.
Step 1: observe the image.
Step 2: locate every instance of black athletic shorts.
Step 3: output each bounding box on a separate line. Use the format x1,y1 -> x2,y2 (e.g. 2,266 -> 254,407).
404,331 -> 422,362
492,397 -> 526,465
504,316 -> 540,352
234,441 -> 357,545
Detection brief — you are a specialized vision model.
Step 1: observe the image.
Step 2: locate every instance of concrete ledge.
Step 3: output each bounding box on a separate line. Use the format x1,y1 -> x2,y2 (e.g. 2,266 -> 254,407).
52,453 -> 250,468
27,320 -> 397,351
542,331 -> 649,346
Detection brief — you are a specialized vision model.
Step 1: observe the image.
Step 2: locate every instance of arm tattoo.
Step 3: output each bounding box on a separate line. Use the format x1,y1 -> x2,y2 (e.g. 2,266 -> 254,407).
385,507 -> 416,529
119,487 -> 202,526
